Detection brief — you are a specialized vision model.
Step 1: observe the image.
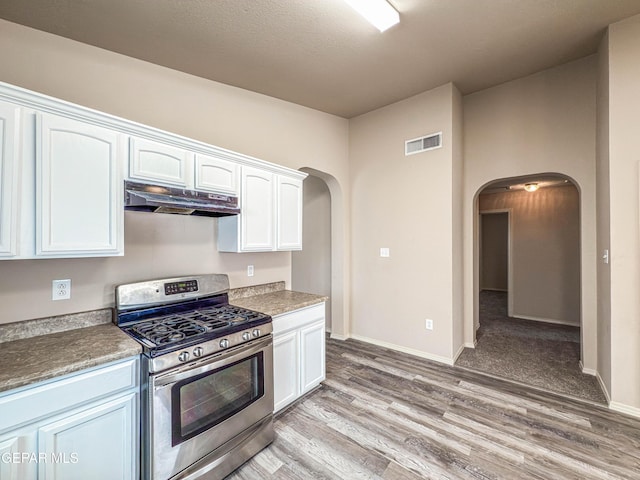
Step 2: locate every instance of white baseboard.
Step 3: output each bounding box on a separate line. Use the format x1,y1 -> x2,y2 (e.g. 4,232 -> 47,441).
329,332 -> 350,341
609,401 -> 640,419
511,313 -> 580,327
453,344 -> 466,362
464,341 -> 476,348
579,361 -> 597,376
597,373 -> 611,405
578,362 -> 612,405
349,334 -> 455,366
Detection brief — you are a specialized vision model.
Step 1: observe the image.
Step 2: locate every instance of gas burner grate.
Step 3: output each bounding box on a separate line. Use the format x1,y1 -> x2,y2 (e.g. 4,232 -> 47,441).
131,317 -> 208,345
126,304 -> 267,347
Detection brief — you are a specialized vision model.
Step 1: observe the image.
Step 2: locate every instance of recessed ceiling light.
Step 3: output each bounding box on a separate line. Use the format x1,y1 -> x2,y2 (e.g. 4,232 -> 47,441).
524,183 -> 539,192
343,0 -> 400,32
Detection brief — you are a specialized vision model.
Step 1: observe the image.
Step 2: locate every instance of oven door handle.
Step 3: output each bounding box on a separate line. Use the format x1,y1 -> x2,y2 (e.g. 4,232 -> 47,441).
153,335 -> 272,388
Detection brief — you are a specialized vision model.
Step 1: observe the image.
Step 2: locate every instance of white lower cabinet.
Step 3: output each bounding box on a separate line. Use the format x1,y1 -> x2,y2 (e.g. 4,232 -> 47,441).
273,330 -> 299,412
0,430 -> 37,480
273,303 -> 325,413
0,357 -> 139,480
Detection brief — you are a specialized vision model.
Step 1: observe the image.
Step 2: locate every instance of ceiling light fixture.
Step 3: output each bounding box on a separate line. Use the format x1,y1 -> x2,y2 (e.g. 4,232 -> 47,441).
343,0 -> 400,32
524,183 -> 539,192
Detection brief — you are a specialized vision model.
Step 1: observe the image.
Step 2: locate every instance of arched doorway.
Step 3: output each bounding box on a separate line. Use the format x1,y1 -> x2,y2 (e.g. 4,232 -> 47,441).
292,167 -> 348,337
292,174 -> 332,330
457,173 -> 605,403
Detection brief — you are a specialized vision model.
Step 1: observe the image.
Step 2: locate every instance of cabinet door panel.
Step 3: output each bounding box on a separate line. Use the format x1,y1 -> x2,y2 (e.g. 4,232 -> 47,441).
0,432 -> 37,480
195,153 -> 239,194
129,138 -> 192,187
37,114 -> 123,256
38,393 -> 137,480
241,166 -> 274,251
273,330 -> 299,413
0,101 -> 19,257
276,176 -> 303,250
300,320 -> 326,394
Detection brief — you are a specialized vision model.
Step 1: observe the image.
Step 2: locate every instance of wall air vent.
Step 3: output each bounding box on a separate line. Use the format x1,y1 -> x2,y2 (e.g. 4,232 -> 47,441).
405,132 -> 442,156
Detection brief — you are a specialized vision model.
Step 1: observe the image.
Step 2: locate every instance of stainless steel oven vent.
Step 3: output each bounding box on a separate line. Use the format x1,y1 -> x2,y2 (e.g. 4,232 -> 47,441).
405,132 -> 442,156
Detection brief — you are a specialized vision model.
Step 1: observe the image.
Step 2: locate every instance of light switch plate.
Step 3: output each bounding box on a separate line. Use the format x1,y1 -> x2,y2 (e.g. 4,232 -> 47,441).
380,248 -> 390,257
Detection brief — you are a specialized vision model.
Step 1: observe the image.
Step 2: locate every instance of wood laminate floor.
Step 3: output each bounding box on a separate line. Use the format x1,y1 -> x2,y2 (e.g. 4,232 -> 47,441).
228,337 -> 640,480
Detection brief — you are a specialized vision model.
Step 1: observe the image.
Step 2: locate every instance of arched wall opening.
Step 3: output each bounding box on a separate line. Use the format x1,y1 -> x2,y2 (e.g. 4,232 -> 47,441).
471,172 -> 584,360
292,167 -> 348,337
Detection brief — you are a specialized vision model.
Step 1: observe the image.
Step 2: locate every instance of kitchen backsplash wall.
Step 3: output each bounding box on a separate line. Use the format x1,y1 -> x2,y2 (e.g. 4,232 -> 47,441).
0,212 -> 291,324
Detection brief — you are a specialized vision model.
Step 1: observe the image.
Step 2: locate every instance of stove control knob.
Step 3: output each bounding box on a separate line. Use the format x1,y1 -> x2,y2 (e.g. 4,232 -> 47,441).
219,339 -> 229,349
252,329 -> 261,337
242,332 -> 251,341
193,347 -> 204,357
178,351 -> 190,363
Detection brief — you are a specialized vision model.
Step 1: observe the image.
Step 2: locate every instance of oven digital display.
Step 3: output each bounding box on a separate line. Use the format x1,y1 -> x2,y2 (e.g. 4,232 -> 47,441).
164,280 -> 199,296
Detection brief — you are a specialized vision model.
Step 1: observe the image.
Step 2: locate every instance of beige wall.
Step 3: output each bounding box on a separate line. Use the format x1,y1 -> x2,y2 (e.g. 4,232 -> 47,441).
596,32 -> 612,396
349,83 -> 462,361
463,56 -> 597,369
480,212 -> 508,292
607,14 -> 640,409
0,20 -> 349,325
451,87 -> 464,355
479,186 -> 581,326
292,175 -> 332,329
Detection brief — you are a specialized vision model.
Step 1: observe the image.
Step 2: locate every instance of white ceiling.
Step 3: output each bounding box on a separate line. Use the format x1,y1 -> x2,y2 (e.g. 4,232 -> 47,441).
1,0 -> 640,118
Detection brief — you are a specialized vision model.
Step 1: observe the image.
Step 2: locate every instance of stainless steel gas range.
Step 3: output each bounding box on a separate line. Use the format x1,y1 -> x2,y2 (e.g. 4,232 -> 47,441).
114,274 -> 274,480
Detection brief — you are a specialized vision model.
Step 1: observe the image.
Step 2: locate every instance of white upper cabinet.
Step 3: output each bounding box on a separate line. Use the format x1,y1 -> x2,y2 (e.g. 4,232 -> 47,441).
276,176 -> 303,250
0,101 -> 20,258
36,113 -> 124,257
242,166 -> 275,251
129,138 -> 193,188
195,153 -> 239,195
218,166 -> 304,252
218,166 -> 274,252
0,81 -> 305,259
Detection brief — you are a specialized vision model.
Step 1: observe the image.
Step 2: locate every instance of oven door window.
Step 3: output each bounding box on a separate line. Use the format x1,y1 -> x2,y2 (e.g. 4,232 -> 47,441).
171,352 -> 264,445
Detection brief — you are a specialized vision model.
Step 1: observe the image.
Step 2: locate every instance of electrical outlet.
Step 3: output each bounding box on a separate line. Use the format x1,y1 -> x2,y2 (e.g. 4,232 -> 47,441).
380,247 -> 390,257
425,319 -> 433,330
52,279 -> 71,300
247,265 -> 254,277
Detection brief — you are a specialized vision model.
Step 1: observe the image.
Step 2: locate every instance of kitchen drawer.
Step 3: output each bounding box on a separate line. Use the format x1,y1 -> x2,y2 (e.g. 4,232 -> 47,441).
272,303 -> 325,335
0,356 -> 139,432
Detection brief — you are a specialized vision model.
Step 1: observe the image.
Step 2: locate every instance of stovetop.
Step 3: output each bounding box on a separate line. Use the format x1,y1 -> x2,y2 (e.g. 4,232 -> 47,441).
123,304 -> 269,351
118,300 -> 271,358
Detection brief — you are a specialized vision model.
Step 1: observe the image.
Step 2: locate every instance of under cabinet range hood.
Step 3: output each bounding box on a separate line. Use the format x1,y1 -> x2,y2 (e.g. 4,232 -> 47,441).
124,180 -> 240,217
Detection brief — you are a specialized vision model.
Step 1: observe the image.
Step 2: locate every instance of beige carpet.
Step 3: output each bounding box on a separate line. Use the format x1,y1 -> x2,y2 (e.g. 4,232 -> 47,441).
455,291 -> 607,404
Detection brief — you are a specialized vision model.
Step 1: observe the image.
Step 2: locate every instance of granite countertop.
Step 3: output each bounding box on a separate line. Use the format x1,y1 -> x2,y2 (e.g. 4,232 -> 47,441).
0,281 -> 325,394
0,310 -> 141,394
229,282 -> 328,317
